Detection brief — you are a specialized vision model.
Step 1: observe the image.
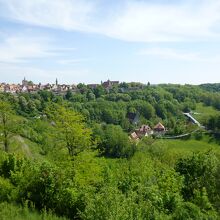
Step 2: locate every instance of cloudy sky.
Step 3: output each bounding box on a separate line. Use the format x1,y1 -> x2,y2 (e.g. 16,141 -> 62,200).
0,0 -> 220,84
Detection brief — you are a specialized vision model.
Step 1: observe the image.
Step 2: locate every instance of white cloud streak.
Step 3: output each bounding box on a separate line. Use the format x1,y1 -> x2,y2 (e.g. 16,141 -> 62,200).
139,48 -> 201,61
0,33 -> 57,63
1,0 -> 220,42
58,58 -> 89,65
0,0 -> 94,32
139,47 -> 220,63
0,32 -> 79,64
101,0 -> 220,42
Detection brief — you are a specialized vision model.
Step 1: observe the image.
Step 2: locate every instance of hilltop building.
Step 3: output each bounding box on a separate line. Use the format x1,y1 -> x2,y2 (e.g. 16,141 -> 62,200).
102,79 -> 119,89
22,77 -> 28,86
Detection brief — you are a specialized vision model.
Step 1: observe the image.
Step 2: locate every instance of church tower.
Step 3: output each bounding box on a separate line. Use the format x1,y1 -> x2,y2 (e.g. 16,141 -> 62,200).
22,77 -> 28,86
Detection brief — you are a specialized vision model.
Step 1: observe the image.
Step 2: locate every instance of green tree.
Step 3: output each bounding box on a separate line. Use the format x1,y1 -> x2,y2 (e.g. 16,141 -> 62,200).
65,90 -> 73,100
98,124 -> 135,158
175,152 -> 218,205
52,106 -> 93,156
0,101 -> 17,152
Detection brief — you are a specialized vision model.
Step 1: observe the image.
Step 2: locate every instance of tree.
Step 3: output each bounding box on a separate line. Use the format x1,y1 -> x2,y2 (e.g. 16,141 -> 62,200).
65,90 -> 73,100
94,85 -> 105,98
0,101 -> 17,152
51,106 -> 93,156
175,152 -> 218,204
98,124 -> 135,158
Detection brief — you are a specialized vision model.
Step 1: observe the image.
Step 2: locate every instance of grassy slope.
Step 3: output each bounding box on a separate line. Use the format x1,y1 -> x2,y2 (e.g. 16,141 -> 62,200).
0,135 -> 43,159
150,136 -> 220,166
0,202 -> 67,220
193,103 -> 219,123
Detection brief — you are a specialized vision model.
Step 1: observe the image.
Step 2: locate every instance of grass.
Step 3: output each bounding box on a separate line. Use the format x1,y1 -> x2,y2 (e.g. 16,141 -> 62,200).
0,202 -> 67,220
193,103 -> 219,123
0,135 -> 43,159
148,135 -> 220,166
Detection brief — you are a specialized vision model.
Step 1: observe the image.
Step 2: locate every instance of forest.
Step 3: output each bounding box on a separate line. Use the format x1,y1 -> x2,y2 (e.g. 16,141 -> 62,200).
1,82 -> 220,219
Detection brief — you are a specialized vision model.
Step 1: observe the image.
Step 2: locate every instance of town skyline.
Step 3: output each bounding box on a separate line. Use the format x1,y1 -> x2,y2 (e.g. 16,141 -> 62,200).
0,76 -> 219,86
0,78 -> 122,94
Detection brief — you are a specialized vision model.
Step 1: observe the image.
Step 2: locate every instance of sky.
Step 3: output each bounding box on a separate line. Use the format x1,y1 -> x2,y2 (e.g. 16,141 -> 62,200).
0,0 -> 220,85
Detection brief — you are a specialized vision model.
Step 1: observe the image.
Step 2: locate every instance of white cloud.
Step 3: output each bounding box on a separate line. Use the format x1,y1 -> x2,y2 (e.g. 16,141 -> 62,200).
139,48 -> 201,61
139,47 -> 220,62
0,32 -> 80,64
0,34 -> 55,63
1,0 -> 220,42
0,0 -> 95,32
58,58 -> 89,65
101,0 -> 220,42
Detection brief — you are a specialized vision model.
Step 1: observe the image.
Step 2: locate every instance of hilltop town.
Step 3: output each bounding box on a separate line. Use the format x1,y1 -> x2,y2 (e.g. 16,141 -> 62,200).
0,78 -> 121,94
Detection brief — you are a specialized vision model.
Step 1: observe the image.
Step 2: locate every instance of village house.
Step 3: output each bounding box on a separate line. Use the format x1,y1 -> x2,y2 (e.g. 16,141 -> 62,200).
129,132 -> 140,142
130,122 -> 166,141
130,124 -> 153,141
4,84 -> 20,93
0,83 -> 5,92
135,124 -> 153,138
21,85 -> 28,93
153,122 -> 166,135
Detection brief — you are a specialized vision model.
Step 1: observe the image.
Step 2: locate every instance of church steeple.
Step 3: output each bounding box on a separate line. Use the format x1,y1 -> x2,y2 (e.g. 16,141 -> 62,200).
22,77 -> 27,86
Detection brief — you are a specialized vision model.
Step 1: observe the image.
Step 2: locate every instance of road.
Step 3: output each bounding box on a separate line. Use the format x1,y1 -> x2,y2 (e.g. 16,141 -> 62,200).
183,113 -> 202,127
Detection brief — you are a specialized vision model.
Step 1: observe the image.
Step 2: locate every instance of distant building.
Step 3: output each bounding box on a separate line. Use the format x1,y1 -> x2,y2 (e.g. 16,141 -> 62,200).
22,77 -> 28,86
153,122 -> 166,135
135,125 -> 153,138
102,79 -> 119,89
129,132 -> 140,141
87,84 -> 99,89
21,85 -> 28,92
0,84 -> 5,92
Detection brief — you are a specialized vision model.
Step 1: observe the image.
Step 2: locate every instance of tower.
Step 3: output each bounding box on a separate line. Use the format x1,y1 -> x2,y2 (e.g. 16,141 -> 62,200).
56,78 -> 58,86
22,77 -> 28,86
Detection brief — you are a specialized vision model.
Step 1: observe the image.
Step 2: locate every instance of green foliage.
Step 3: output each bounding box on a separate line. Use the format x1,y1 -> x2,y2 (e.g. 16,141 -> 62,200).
0,202 -> 67,220
0,153 -> 25,178
0,101 -> 18,152
175,151 -> 219,207
0,177 -> 14,202
49,105 -> 93,156
1,84 -> 220,219
96,124 -> 136,158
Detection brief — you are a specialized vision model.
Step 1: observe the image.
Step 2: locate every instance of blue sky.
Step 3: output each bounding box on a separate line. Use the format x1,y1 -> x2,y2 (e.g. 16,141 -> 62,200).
0,0 -> 220,84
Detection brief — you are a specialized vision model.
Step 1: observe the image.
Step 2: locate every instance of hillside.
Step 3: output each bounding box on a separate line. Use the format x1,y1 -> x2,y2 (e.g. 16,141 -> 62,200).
0,83 -> 220,219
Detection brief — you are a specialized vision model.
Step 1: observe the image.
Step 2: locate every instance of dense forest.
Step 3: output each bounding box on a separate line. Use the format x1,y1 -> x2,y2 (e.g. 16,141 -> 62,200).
1,82 -> 220,219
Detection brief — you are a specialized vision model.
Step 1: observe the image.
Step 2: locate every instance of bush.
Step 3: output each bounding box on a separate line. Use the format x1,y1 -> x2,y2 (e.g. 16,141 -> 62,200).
98,124 -> 136,158
0,177 -> 14,202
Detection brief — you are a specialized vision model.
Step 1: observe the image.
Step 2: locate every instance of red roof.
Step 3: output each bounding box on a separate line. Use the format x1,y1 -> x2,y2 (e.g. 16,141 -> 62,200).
154,122 -> 165,130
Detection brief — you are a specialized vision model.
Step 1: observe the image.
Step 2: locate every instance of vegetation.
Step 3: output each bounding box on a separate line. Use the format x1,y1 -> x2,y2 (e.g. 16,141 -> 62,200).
0,83 -> 220,219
